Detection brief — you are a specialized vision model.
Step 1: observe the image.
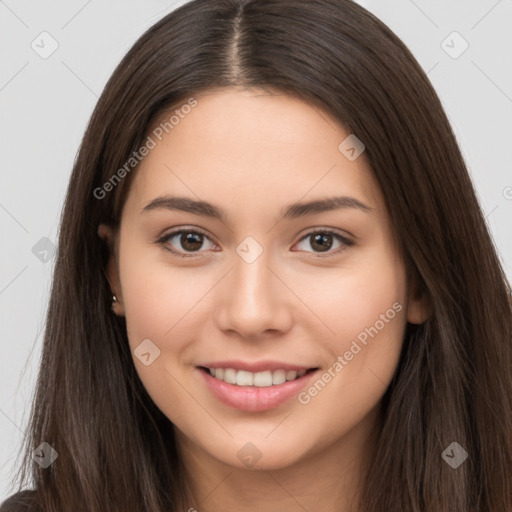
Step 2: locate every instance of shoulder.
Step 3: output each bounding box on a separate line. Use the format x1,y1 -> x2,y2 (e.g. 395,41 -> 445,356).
0,490 -> 40,512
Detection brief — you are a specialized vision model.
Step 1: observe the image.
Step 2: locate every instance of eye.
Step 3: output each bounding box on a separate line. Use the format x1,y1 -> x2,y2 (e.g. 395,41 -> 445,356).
157,228 -> 217,257
293,229 -> 354,256
156,227 -> 354,258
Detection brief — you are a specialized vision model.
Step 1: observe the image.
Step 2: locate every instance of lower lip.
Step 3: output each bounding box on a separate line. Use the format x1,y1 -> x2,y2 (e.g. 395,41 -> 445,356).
198,368 -> 317,412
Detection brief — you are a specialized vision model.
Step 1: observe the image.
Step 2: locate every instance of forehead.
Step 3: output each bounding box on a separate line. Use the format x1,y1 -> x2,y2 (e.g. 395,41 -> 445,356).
122,88 -> 385,221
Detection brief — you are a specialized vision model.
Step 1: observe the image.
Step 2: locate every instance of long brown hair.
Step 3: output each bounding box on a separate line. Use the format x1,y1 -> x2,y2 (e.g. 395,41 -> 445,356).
5,0 -> 512,510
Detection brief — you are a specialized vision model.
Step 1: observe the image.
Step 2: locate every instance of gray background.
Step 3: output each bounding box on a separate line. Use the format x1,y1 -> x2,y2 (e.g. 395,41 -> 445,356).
1,0 -> 511,499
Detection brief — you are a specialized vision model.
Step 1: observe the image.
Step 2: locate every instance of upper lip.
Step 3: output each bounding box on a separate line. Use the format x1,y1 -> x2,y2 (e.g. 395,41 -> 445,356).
198,360 -> 316,373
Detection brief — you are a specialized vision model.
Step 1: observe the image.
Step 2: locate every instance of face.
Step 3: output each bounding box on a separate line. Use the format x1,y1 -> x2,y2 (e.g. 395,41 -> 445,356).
100,88 -> 427,471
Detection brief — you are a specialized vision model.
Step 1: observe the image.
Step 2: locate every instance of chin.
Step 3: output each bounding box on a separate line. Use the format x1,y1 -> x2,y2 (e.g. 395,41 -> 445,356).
201,431 -> 315,471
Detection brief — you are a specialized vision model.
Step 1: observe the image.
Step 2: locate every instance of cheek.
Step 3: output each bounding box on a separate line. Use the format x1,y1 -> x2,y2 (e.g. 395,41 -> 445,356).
290,260 -> 407,456
119,238 -> 197,339
117,244 -> 210,418
298,246 -> 408,423
312,248 -> 407,350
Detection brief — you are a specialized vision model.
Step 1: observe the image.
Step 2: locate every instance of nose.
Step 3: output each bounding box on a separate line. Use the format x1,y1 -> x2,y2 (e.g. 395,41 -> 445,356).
214,249 -> 293,340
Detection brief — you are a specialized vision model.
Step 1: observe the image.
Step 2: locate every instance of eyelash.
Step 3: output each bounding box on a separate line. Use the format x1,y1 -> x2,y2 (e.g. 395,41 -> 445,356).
155,227 -> 355,258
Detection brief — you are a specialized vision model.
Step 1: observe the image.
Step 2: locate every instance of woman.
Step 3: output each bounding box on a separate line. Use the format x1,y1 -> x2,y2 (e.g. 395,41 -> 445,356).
2,0 -> 511,510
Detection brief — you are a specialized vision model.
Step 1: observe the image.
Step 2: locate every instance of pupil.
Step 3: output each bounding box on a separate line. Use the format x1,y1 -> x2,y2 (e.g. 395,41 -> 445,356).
182,233 -> 203,251
311,233 -> 332,252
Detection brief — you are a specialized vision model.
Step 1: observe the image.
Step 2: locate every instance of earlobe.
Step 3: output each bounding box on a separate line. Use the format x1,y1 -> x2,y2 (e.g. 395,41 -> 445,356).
406,286 -> 432,325
97,223 -> 113,243
98,223 -> 125,316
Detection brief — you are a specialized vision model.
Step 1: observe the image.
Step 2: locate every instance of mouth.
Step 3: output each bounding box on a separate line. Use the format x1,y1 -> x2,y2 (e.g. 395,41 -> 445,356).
196,362 -> 319,412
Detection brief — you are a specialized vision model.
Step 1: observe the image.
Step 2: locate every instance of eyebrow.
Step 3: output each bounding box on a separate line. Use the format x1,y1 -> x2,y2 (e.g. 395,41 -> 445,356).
141,195 -> 375,221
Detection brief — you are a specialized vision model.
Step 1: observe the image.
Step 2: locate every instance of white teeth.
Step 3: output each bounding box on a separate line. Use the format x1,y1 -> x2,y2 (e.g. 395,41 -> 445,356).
286,370 -> 297,381
223,368 -> 237,384
253,371 -> 273,387
272,369 -> 286,385
236,370 -> 254,386
206,367 -> 309,386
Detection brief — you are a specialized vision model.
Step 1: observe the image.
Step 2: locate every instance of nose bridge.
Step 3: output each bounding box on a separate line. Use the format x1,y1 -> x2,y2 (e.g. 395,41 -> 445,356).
214,237 -> 292,337
231,238 -> 276,310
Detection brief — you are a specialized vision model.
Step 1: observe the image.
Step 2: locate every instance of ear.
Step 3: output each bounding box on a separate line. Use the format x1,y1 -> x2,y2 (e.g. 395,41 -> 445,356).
98,223 -> 125,316
406,277 -> 432,325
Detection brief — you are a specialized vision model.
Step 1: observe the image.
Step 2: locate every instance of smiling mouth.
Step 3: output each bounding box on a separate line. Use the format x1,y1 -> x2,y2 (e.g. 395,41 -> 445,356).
198,366 -> 318,387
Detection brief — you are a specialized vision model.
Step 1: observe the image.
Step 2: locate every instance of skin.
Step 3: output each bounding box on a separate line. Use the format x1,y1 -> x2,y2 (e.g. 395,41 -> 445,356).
99,87 -> 429,511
